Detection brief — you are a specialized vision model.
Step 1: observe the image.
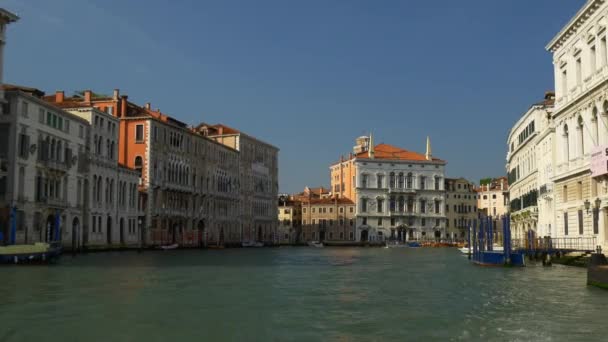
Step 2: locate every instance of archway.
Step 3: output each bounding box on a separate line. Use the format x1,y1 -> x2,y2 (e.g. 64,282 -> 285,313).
434,230 -> 441,240
257,225 -> 262,242
106,216 -> 112,245
360,230 -> 369,242
171,222 -> 178,244
46,215 -> 55,242
71,217 -> 80,251
219,227 -> 225,245
319,230 -> 325,242
119,218 -> 125,245
198,219 -> 205,247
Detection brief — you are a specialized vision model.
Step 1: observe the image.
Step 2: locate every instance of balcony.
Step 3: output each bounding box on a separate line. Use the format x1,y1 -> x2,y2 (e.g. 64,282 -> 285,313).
39,197 -> 69,208
40,158 -> 71,172
388,187 -> 416,194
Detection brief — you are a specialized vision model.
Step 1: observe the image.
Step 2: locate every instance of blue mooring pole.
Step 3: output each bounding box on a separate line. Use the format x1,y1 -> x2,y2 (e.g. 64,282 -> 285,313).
472,220 -> 477,262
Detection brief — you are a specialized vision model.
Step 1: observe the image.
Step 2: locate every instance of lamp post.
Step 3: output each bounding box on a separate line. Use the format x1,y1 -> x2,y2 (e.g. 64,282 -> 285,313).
585,199 -> 591,214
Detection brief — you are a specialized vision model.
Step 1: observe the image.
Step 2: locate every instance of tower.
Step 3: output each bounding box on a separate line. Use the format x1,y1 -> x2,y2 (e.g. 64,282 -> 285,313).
425,136 -> 432,161
0,8 -> 19,107
368,132 -> 375,159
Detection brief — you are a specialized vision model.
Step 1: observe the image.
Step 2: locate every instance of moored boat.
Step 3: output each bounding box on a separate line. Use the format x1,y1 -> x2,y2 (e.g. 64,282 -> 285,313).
308,241 -> 324,248
385,242 -> 408,248
159,243 -> 179,250
407,242 -> 421,248
242,241 -> 264,248
0,242 -> 62,264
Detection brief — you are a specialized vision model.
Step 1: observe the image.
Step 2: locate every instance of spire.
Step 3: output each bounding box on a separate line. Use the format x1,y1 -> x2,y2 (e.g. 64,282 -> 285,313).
368,132 -> 375,159
425,136 -> 432,160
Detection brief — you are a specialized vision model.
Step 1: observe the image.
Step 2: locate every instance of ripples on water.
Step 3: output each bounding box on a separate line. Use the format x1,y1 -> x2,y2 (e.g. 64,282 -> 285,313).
1,248 -> 608,341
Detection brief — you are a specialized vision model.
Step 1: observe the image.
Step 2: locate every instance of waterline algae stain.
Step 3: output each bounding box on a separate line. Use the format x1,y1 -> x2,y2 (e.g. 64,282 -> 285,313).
1,248 -> 608,341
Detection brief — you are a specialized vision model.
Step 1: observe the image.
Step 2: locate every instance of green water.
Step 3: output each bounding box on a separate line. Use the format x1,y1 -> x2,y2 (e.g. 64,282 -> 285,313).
1,248 -> 607,341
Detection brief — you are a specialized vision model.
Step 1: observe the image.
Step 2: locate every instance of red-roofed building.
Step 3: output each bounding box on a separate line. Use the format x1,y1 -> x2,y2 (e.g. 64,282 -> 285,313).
329,135 -> 447,242
46,89 -> 242,247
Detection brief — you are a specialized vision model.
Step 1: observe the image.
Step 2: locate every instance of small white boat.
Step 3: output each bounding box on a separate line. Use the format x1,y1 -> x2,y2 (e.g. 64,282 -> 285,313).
460,245 -> 504,254
159,243 -> 179,250
385,242 -> 408,248
242,241 -> 264,248
308,241 -> 324,248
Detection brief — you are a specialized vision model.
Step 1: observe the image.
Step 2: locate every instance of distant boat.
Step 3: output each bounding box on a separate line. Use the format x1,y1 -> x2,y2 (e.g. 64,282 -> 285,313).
407,242 -> 421,248
460,245 -> 503,254
0,242 -> 62,264
242,241 -> 264,248
159,243 -> 179,250
308,241 -> 324,248
385,242 -> 408,248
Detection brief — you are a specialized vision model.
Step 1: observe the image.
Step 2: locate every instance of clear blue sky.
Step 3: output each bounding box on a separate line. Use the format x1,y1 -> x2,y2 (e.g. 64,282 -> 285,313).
4,0 -> 584,193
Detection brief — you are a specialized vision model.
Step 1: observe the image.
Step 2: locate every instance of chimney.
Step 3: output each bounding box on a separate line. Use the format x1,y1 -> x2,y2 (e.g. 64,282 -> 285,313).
145,102 -> 151,110
55,91 -> 64,103
113,89 -> 120,101
84,90 -> 92,104
120,95 -> 128,118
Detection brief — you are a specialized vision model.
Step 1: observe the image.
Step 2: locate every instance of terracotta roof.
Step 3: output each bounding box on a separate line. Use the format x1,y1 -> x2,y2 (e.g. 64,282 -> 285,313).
212,124 -> 240,134
303,198 -> 355,205
2,84 -> 45,97
355,143 -> 444,162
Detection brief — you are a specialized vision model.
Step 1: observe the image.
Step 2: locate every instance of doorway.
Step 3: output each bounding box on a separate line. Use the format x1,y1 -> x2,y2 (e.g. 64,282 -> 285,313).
360,230 -> 369,242
72,217 -> 80,251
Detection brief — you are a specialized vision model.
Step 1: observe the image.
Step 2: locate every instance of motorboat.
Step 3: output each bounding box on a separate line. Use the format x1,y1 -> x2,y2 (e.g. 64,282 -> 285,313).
308,241 -> 324,248
159,243 -> 179,250
407,242 -> 421,248
0,242 -> 62,264
242,241 -> 264,248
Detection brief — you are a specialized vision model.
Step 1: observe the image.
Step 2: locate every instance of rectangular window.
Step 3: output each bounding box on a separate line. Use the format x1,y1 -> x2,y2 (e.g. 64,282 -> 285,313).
361,199 -> 368,213
563,185 -> 568,202
591,45 -> 597,74
378,218 -> 383,226
390,218 -> 395,226
21,101 -> 28,117
562,69 -> 568,95
576,58 -> 582,86
594,208 -> 599,235
362,217 -> 367,225
421,218 -> 426,226
602,37 -> 608,67
38,108 -> 44,123
577,181 -> 583,200
578,210 -> 583,235
377,199 -> 384,213
135,124 -> 144,142
564,212 -> 569,236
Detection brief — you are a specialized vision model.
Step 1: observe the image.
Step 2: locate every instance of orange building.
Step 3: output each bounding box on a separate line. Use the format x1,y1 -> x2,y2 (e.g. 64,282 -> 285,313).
45,89 -> 242,247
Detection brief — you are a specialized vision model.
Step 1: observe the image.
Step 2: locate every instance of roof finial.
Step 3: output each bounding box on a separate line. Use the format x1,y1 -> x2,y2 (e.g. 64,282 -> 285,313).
369,132 -> 375,159
425,136 -> 432,160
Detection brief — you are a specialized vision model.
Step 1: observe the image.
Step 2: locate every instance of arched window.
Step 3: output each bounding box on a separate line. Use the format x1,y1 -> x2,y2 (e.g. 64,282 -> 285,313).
134,156 -> 143,176
389,196 -> 396,212
398,196 -> 405,212
419,175 -> 426,190
577,116 -> 584,157
406,173 -> 413,189
398,173 -> 404,188
592,107 -> 599,147
563,124 -> 570,162
434,176 -> 441,190
389,172 -> 395,189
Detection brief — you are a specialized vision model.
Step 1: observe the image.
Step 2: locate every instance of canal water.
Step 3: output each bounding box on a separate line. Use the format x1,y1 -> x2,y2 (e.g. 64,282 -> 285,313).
1,247 -> 608,341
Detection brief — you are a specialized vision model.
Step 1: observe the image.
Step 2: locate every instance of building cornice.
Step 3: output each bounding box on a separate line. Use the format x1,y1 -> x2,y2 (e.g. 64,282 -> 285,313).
0,8 -> 19,22
546,0 -> 605,53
